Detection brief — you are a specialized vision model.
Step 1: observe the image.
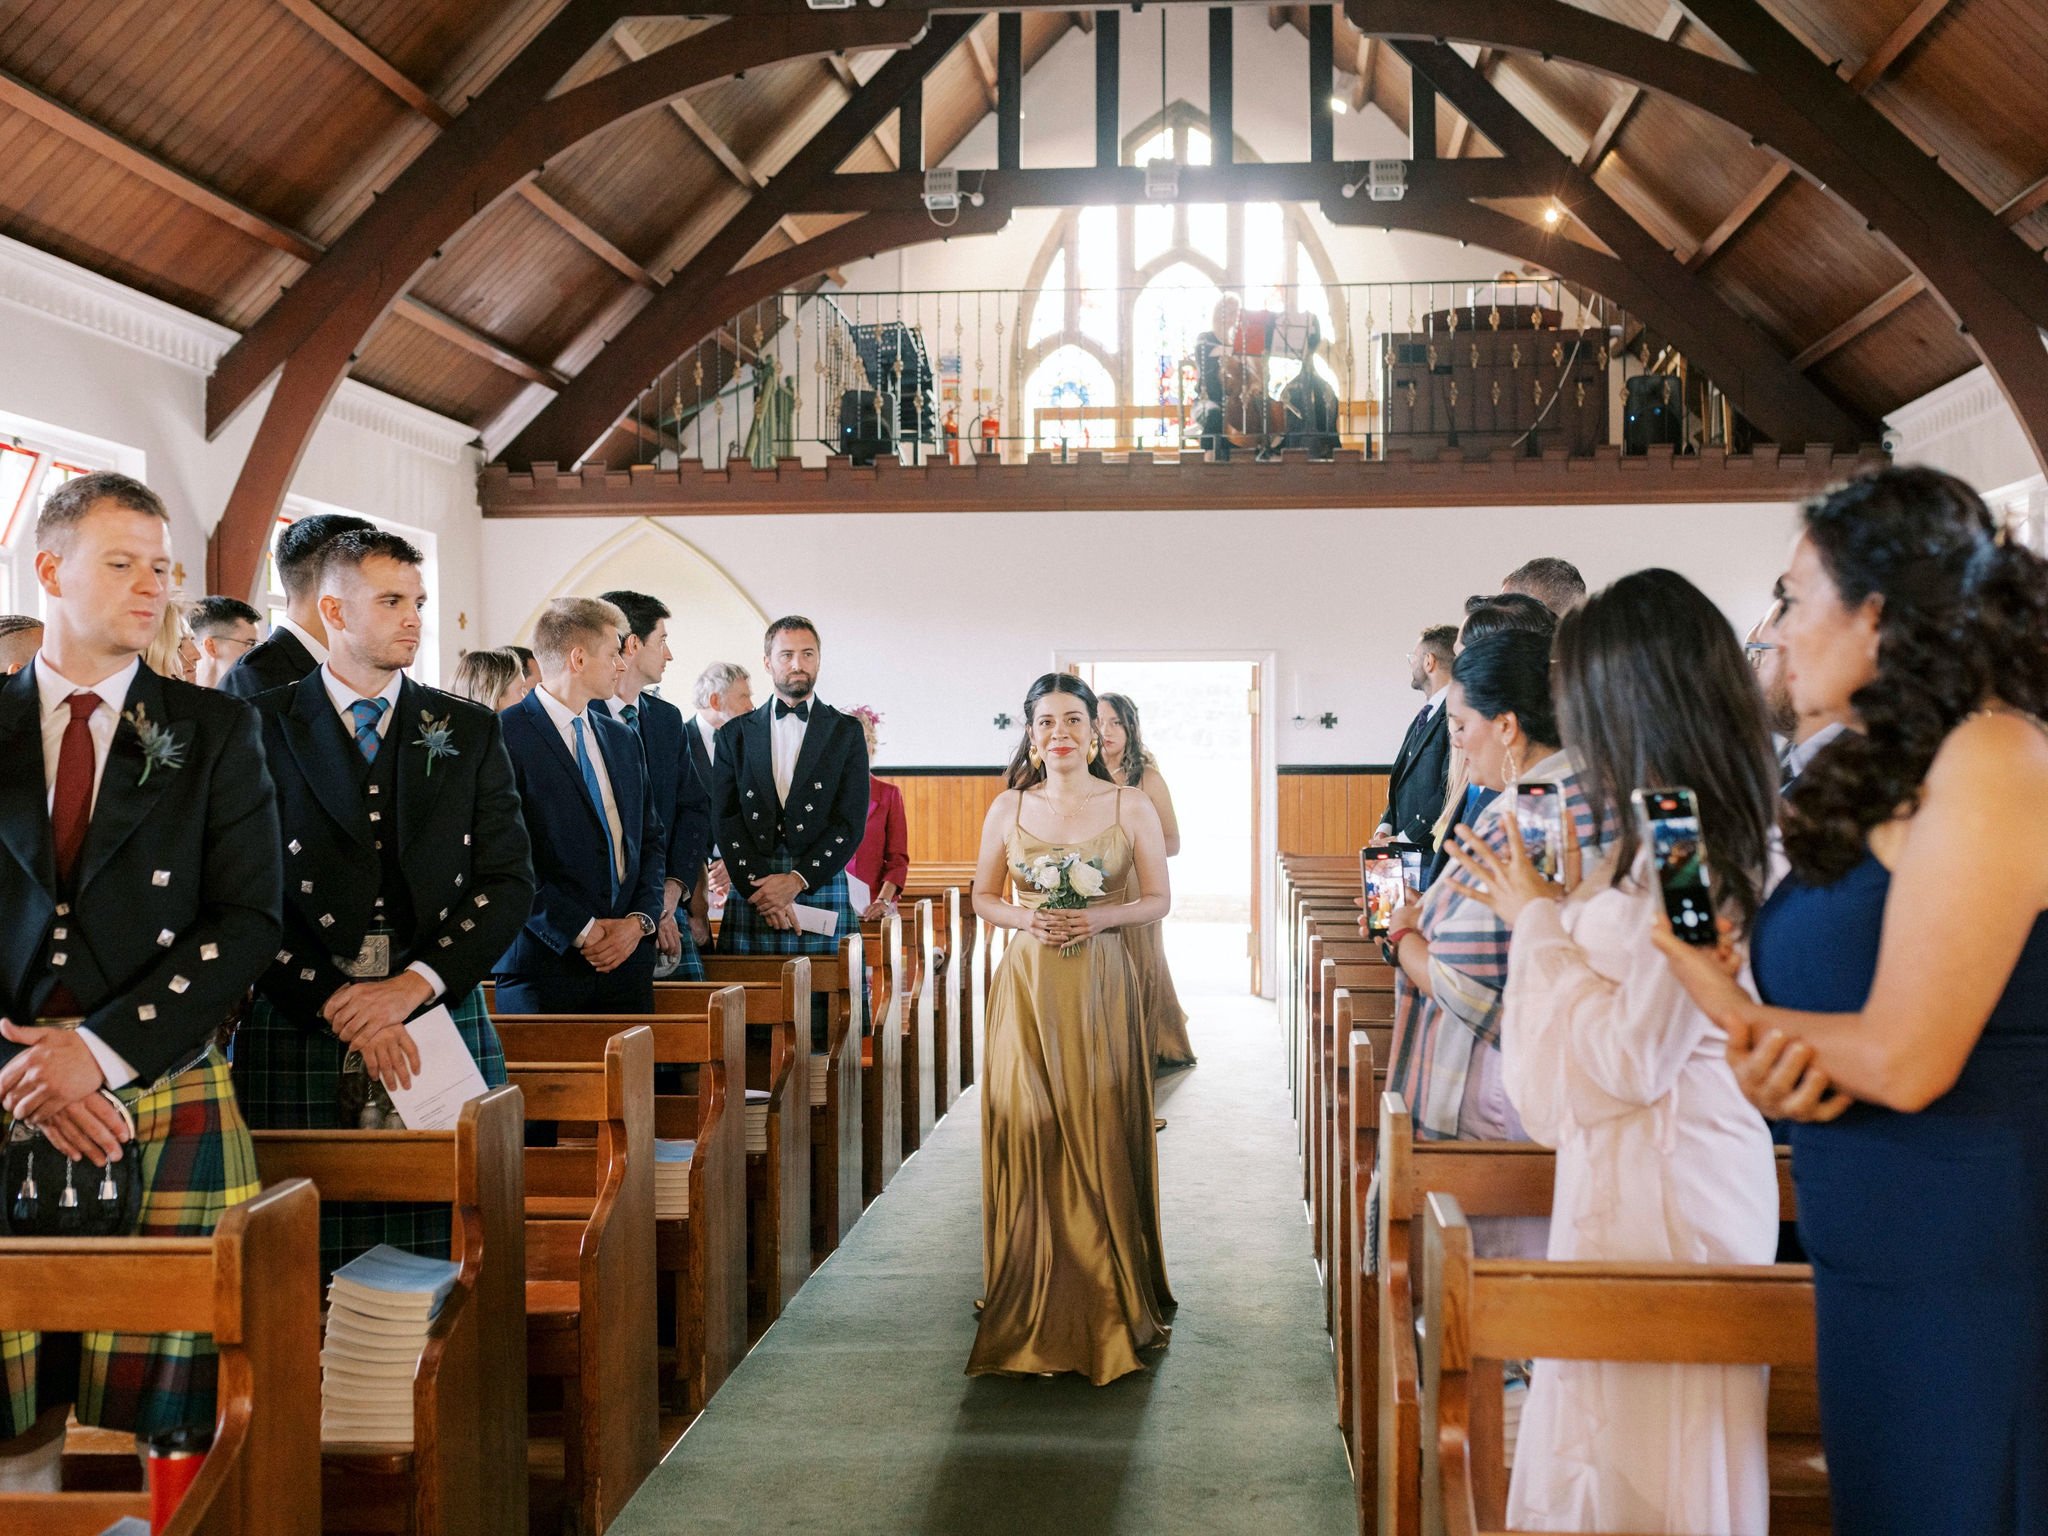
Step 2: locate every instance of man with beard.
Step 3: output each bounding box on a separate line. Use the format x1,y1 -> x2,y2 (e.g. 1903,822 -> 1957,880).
1373,624 -> 1457,854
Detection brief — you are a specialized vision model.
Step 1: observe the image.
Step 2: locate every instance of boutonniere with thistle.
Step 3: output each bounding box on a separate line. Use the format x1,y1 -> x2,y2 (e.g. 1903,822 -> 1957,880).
413,711 -> 460,776
1013,851 -> 1108,957
121,703 -> 185,785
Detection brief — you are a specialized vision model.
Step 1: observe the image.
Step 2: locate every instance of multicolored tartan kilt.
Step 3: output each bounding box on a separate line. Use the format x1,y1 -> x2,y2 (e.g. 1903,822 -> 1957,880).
231,985 -> 506,1279
1,1047 -> 259,1439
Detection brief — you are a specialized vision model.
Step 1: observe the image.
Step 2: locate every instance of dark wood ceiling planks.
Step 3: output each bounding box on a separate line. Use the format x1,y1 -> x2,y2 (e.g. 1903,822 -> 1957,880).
0,0 -> 2040,449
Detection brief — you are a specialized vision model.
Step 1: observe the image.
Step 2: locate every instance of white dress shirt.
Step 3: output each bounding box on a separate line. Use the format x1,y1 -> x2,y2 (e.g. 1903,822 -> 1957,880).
534,684 -> 628,904
274,613 -> 328,665
35,656 -> 142,1087
770,696 -> 813,806
318,664 -> 444,1000
1782,719 -> 1849,785
695,713 -> 718,762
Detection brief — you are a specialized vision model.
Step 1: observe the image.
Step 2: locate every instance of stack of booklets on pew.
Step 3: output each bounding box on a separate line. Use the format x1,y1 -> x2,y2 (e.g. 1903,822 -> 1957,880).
745,1088 -> 770,1153
809,1051 -> 831,1107
319,1244 -> 461,1445
654,1138 -> 694,1218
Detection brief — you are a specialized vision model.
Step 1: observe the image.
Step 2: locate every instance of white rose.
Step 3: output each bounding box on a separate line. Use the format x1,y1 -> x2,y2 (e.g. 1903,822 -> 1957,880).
1030,858 -> 1062,891
1068,860 -> 1106,898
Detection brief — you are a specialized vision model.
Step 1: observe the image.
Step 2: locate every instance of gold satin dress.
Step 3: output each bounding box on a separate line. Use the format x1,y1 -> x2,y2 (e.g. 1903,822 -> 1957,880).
1119,876 -> 1196,1069
969,807 -> 1174,1385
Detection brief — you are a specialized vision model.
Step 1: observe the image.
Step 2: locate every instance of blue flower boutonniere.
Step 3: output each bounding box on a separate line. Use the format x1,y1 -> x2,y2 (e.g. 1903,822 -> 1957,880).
121,703 -> 185,786
414,711 -> 460,776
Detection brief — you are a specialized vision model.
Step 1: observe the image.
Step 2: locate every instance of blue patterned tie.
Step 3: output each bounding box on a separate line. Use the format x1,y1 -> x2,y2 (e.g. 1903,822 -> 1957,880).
349,698 -> 389,763
619,702 -> 639,731
572,716 -> 620,902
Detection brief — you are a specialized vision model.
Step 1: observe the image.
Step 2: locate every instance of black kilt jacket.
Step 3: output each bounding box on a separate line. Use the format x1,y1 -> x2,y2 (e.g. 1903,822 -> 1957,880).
711,700 -> 869,894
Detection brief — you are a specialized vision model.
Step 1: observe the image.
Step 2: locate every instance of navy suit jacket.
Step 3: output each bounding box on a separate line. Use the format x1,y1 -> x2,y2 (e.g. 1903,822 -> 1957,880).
495,688 -> 664,979
595,692 -> 709,901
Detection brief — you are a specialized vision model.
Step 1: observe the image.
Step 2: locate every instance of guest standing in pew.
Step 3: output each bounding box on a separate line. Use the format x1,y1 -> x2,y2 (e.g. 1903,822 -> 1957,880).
847,706 -> 907,920
1097,691 -> 1195,1070
0,614 -> 43,675
967,674 -> 1174,1384
234,530 -> 533,1276
493,597 -> 666,1015
600,589 -> 710,982
508,643 -> 541,698
1441,570 -> 1779,1533
0,472 -> 281,1488
1373,625 -> 1457,856
1658,467 -> 2048,1536
709,618 -> 867,1011
141,597 -> 198,684
1747,585 -> 1852,791
219,511 -> 373,699
186,596 -> 261,691
450,645 -> 532,712
1379,631 -> 1608,1261
1501,555 -> 1586,616
684,660 -> 753,948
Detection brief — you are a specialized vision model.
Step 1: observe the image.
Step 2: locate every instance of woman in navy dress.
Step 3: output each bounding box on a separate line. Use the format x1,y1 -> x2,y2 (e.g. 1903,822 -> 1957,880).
1659,466 -> 2048,1534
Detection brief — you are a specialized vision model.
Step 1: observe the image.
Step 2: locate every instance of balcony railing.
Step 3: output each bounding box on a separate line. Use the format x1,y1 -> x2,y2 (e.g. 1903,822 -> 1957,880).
612,278 -> 1743,470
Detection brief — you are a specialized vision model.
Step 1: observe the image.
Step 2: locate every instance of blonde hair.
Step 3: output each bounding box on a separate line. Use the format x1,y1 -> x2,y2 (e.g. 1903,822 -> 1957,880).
532,597 -> 625,669
143,599 -> 194,682
452,647 -> 523,709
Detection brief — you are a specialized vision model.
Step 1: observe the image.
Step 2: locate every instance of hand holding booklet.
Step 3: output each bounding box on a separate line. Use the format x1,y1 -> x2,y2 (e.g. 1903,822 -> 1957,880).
792,901 -> 839,938
382,1003 -> 488,1130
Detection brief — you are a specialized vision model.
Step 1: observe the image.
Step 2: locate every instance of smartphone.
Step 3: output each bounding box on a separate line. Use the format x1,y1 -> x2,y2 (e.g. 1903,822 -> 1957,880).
1633,787 -> 1717,946
1359,844 -> 1421,936
1514,782 -> 1563,880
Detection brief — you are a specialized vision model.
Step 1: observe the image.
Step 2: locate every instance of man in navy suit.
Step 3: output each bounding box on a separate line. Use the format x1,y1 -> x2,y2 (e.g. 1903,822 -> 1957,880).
219,512 -> 373,699
493,598 -> 665,1014
599,589 -> 709,980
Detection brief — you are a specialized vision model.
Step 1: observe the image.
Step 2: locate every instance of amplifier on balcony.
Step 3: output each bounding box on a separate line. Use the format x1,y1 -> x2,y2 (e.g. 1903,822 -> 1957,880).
837,389 -> 894,466
1623,374 -> 1684,454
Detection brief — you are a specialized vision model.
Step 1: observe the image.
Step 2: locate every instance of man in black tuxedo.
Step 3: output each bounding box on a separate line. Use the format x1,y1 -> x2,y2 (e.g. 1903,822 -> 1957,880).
0,472 -> 281,1482
1374,624 -> 1457,855
600,590 -> 709,981
234,530 -> 533,1271
494,598 -> 665,1014
683,660 -> 753,947
711,616 -> 868,959
219,511 -> 372,699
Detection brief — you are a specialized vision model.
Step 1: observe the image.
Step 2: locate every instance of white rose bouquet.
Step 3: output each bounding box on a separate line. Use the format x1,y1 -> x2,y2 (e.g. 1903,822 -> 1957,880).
1015,850 -> 1109,957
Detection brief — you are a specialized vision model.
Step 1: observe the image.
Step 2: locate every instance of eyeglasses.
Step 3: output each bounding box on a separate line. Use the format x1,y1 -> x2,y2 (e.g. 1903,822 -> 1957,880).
216,635 -> 257,651
1743,641 -> 1778,664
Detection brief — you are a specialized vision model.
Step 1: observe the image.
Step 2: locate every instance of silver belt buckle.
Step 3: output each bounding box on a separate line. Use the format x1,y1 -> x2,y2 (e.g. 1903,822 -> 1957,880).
339,933 -> 392,980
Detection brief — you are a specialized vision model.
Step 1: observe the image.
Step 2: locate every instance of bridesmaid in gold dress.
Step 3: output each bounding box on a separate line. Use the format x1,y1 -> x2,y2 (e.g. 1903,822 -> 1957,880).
1098,692 -> 1197,1069
968,674 -> 1175,1384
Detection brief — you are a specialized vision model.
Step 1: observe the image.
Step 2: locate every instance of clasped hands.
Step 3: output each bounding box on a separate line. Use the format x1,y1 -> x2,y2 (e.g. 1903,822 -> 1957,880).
323,972 -> 431,1091
1026,905 -> 1110,946
747,871 -> 808,930
0,1020 -> 125,1166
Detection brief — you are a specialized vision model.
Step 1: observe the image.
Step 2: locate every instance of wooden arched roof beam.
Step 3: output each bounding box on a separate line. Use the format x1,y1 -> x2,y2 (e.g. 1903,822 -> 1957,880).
1346,0 -> 2048,473
499,15 -> 979,474
203,4 -> 930,598
1391,41 -> 1868,451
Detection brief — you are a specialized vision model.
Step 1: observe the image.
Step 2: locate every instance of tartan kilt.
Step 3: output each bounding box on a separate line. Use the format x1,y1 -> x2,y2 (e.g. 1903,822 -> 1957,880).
716,857 -> 856,958
653,925 -> 706,982
232,985 -> 506,1279
1,1048 -> 259,1439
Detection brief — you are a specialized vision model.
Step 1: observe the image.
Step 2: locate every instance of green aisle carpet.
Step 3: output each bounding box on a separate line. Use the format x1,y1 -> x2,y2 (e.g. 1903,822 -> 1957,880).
612,932 -> 1353,1534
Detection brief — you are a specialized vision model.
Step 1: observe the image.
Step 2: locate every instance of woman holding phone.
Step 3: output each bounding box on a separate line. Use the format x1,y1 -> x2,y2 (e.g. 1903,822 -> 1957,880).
1442,569 -> 1780,1532
1379,630 -> 1604,1258
1657,468 -> 2048,1535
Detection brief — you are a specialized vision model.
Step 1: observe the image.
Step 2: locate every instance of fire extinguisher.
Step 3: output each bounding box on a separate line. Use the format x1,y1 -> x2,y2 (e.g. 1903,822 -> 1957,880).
943,403 -> 960,465
979,406 -> 999,456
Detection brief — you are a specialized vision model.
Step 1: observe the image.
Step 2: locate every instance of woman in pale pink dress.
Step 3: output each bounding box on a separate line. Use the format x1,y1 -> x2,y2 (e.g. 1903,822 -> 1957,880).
1442,569 -> 1779,1534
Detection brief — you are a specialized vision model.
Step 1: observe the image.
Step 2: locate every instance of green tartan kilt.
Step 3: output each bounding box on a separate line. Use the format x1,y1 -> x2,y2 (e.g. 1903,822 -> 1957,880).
1,1047 -> 259,1440
231,985 -> 506,1279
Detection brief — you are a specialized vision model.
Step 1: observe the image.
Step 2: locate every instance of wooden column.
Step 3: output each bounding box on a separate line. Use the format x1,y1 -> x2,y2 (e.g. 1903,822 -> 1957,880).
899,79 -> 923,173
1095,11 -> 1119,169
1410,79 -> 1436,160
1309,4 -> 1334,162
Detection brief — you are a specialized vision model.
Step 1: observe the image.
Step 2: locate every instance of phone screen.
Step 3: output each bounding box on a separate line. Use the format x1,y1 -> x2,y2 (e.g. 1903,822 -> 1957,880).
1515,782 -> 1562,879
1639,789 -> 1717,946
1360,847 -> 1412,936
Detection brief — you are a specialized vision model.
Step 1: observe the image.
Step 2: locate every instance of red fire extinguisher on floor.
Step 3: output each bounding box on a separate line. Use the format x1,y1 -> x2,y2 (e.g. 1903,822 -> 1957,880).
943,403 -> 960,465
979,405 -> 1000,457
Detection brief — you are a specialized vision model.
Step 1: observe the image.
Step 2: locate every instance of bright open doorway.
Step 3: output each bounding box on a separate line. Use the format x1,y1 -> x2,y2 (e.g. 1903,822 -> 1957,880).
1067,656 -> 1265,994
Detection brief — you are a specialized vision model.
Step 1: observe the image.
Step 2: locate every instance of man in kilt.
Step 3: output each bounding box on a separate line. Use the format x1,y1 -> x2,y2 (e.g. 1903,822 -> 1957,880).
234,530 -> 533,1278
0,473 -> 283,1486
711,617 -> 869,1045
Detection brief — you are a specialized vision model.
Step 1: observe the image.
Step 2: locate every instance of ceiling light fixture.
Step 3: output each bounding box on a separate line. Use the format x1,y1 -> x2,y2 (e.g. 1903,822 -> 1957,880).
1329,95 -> 1347,114
1542,204 -> 1563,227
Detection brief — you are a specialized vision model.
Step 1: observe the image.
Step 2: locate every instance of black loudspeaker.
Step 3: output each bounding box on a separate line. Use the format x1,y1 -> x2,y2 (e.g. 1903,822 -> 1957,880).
1623,374 -> 1684,454
837,389 -> 893,466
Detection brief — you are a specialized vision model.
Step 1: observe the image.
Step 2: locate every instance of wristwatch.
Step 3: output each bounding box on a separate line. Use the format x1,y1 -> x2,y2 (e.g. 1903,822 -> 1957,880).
632,913 -> 657,937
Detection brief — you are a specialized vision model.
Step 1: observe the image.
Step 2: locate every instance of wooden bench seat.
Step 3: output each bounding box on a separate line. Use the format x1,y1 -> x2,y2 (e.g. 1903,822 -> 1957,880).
504,1027 -> 657,1536
251,1087 -> 525,1536
0,1180 -> 321,1536
865,900 -> 939,1163
908,862 -> 988,1089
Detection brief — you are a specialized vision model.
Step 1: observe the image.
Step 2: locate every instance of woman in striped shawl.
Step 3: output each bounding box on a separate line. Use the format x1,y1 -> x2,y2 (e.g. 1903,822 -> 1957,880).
1380,629 -> 1607,1258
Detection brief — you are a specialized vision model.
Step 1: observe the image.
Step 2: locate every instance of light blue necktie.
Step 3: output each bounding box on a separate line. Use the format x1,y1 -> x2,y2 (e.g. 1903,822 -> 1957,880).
349,698 -> 389,763
572,716 -> 620,903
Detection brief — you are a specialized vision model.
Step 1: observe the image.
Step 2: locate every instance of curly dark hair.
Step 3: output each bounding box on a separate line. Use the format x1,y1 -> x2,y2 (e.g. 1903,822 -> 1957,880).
1004,674 -> 1119,791
1097,691 -> 1153,787
1553,569 -> 1779,931
1786,466 -> 2048,884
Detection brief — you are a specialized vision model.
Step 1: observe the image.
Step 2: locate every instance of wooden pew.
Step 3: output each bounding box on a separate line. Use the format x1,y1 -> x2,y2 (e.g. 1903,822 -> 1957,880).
251,1088 -> 526,1536
1368,1092 -> 1818,1536
1325,985 -> 1393,1453
858,910 -> 905,1202
1312,942 -> 1391,1292
504,1028 -> 657,1536
0,1180 -> 321,1536
865,898 -> 937,1159
899,882 -> 967,1109
909,860 -> 987,1089
491,994 -> 747,1415
1421,1192 -> 1819,1536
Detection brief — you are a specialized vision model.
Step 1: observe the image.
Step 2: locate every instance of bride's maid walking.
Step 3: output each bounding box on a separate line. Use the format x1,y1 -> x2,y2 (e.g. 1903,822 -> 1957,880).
968,674 -> 1174,1384
1097,692 -> 1196,1070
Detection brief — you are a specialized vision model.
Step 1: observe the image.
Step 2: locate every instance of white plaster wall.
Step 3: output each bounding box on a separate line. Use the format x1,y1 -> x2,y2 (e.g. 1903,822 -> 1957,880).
478,500 -> 1800,767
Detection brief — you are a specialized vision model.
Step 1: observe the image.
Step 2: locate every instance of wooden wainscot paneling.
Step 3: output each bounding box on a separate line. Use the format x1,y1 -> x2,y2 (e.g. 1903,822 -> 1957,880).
885,770 -> 1008,868
1277,767 -> 1392,856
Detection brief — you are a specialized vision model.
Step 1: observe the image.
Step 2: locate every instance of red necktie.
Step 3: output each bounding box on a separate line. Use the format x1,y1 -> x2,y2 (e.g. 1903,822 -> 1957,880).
52,691 -> 102,892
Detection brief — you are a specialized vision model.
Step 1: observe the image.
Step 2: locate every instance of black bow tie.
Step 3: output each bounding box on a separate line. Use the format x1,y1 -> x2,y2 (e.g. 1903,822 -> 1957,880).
774,699 -> 811,722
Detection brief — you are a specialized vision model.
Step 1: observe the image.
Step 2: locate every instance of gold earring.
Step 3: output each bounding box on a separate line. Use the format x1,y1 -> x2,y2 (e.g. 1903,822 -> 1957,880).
1028,746 -> 1043,771
1504,747 -> 1522,786
1087,740 -> 1100,764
